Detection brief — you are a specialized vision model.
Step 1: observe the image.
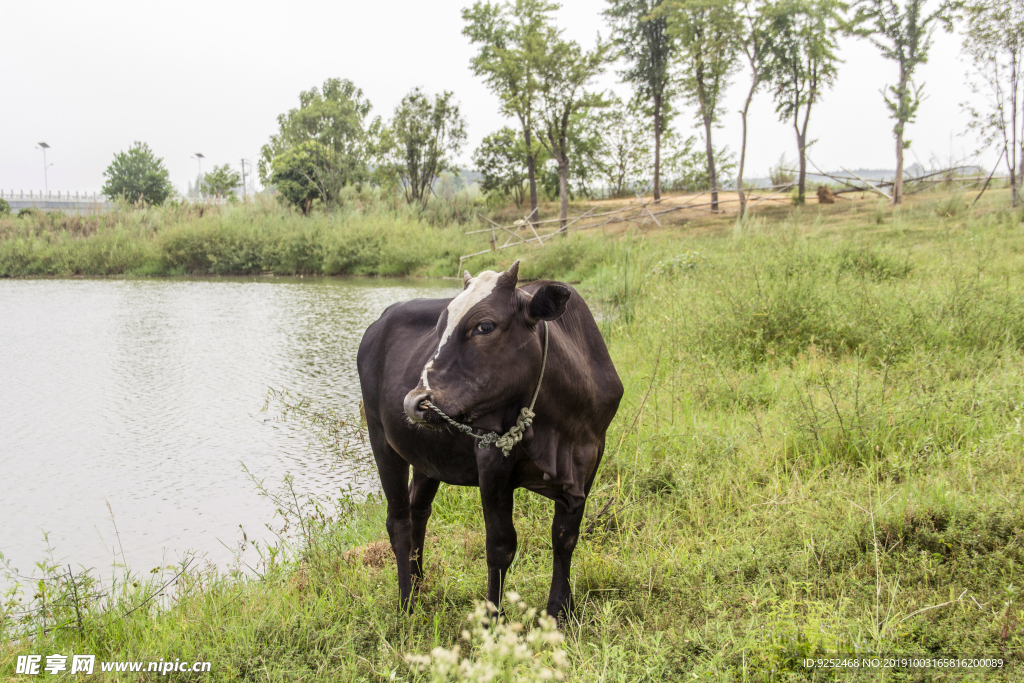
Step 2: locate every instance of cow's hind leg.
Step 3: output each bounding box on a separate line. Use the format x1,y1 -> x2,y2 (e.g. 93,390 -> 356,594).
547,444 -> 605,623
546,499 -> 585,622
367,419 -> 415,613
409,468 -> 440,583
476,447 -> 518,611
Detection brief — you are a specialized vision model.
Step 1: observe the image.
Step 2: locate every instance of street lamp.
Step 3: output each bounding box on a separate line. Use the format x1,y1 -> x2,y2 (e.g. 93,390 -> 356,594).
191,153 -> 205,199
36,142 -> 53,194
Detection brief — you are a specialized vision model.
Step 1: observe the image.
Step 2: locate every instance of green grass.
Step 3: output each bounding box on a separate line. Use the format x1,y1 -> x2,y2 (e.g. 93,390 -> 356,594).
3,191 -> 1024,681
0,197 -> 490,278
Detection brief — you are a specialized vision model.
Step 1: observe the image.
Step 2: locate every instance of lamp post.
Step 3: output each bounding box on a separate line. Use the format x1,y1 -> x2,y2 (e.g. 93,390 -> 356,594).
192,153 -> 205,199
36,142 -> 53,194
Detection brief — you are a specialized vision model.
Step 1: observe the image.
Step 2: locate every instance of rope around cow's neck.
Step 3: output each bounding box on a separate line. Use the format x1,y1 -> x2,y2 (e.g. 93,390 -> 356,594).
421,321 -> 549,457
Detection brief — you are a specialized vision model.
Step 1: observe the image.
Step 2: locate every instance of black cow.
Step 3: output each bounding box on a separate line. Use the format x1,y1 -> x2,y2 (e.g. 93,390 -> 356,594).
356,261 -> 622,620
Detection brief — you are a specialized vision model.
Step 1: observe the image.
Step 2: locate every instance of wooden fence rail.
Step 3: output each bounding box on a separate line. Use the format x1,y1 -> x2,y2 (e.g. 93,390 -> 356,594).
456,184 -> 800,274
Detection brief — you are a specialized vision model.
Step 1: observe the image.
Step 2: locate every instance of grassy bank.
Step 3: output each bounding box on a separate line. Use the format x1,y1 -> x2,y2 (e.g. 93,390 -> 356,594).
3,191 -> 1024,681
0,198 -> 486,278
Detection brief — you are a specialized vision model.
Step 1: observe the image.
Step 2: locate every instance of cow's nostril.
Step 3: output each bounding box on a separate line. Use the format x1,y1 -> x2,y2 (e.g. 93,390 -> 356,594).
404,390 -> 432,423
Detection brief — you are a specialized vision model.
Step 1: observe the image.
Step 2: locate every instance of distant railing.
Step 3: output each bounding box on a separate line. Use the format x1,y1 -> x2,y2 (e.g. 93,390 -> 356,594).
2,190 -> 113,215
1,190 -> 106,202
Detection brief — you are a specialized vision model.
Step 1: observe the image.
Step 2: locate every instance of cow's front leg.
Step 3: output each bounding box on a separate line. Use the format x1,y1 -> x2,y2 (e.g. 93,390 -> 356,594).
476,446 -> 518,611
409,468 -> 440,583
367,420 -> 415,613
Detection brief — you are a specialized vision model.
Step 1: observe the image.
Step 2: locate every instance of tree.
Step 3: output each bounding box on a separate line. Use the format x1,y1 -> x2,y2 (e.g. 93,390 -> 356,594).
852,0 -> 953,205
463,0 -> 559,221
595,97 -> 654,197
269,142 -> 336,215
736,0 -> 772,217
381,88 -> 468,205
536,32 -> 610,230
762,0 -> 845,203
203,164 -> 242,198
664,0 -> 742,210
474,127 -> 537,207
101,142 -> 174,205
662,134 -> 736,191
258,78 -> 373,205
604,0 -> 677,201
533,111 -> 605,200
562,107 -> 610,198
961,0 -> 1024,207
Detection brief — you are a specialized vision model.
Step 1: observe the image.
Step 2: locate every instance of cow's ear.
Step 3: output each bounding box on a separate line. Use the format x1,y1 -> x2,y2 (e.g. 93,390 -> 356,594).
463,270 -> 473,288
527,283 -> 571,322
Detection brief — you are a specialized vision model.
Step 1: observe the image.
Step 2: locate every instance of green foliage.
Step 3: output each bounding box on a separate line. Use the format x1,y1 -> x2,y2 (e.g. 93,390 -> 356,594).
594,96 -> 653,197
763,0 -> 846,201
549,107 -> 608,199
661,134 -> 736,191
664,0 -> 742,201
0,196 -> 483,277
851,0 -> 954,203
535,26 -> 611,220
473,127 -> 538,207
259,78 -> 374,210
763,0 -> 845,122
603,0 -> 678,196
665,0 -> 742,125
0,198 -> 9,215
269,142 -> 332,215
100,141 -> 174,205
768,153 -> 796,186
960,0 -> 1024,207
463,0 -> 611,213
735,0 -> 774,213
379,89 -> 468,205
463,0 -> 559,214
851,0 -> 950,129
202,164 -> 242,198
605,0 -> 677,111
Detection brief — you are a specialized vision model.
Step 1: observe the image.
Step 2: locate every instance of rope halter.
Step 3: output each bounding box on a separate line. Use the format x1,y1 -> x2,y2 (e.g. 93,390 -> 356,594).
421,321 -> 549,457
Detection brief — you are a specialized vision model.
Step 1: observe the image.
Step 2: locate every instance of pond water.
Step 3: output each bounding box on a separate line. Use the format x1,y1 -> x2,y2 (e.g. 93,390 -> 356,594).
0,277 -> 458,581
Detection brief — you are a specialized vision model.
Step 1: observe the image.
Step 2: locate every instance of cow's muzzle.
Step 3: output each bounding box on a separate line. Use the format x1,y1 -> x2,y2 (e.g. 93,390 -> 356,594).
404,389 -> 432,424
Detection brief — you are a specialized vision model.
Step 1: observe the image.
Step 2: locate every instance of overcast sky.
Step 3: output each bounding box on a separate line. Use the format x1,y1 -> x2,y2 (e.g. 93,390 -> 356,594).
0,0 -> 987,195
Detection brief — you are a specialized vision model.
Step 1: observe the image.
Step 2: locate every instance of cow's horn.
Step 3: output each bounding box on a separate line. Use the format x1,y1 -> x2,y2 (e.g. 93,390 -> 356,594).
463,270 -> 473,287
505,260 -> 520,285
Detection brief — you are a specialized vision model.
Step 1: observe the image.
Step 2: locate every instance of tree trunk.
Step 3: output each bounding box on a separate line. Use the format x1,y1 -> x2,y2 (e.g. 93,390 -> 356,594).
892,70 -> 909,206
1015,101 -> 1023,208
524,127 -> 539,221
558,155 -> 569,235
737,74 -> 758,219
1014,62 -> 1022,209
703,116 -> 718,211
653,93 -> 662,202
1012,143 -> 1020,208
794,103 -> 809,204
1017,145 -> 1022,209
796,139 -> 806,204
893,123 -> 905,206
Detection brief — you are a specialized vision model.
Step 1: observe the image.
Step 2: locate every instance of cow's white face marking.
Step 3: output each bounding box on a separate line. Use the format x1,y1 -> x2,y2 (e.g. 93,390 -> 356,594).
420,270 -> 502,389
420,360 -> 433,390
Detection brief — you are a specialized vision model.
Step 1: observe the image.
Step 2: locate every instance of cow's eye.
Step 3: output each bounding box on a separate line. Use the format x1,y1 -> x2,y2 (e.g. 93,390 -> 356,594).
474,322 -> 495,335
